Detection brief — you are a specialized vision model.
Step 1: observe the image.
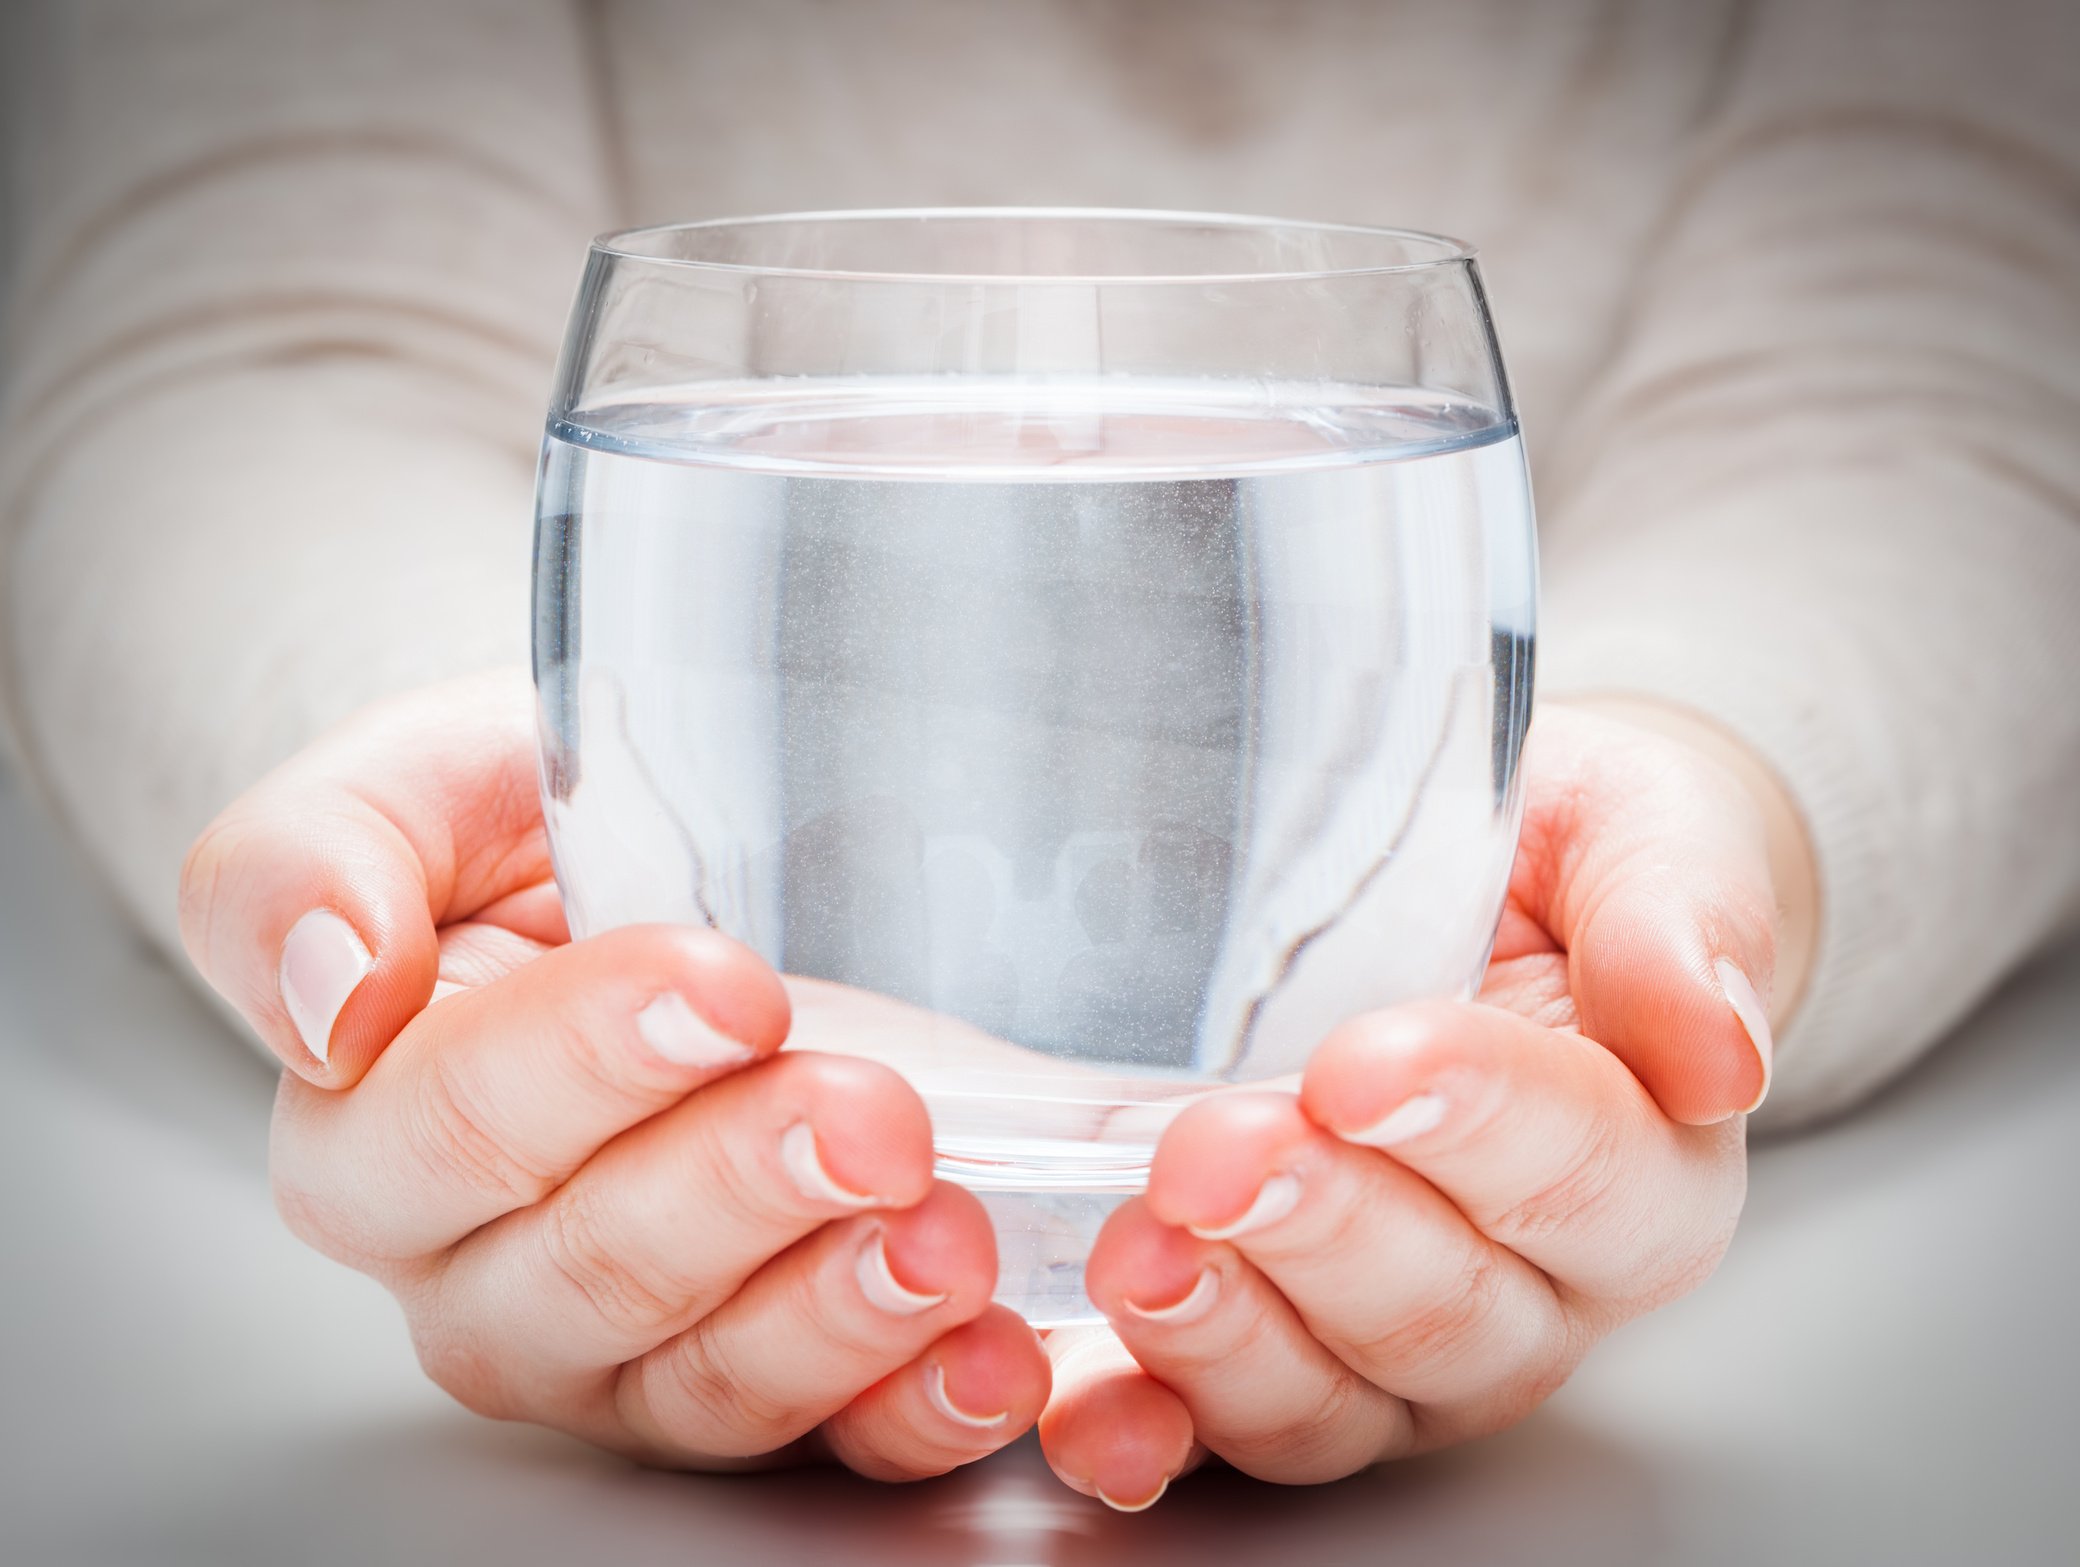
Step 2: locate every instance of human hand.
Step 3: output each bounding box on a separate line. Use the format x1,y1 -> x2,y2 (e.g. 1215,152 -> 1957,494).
178,672 -> 1049,1477
1036,702 -> 1815,1507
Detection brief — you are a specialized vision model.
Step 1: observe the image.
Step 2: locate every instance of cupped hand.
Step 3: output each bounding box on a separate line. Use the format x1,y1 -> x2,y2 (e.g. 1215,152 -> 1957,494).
179,671 -> 1049,1478
1037,702 -> 1813,1507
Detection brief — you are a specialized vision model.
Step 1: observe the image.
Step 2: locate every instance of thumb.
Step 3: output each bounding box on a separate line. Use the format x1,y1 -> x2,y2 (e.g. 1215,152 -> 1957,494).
1532,705 -> 1783,1124
1569,860 -> 1775,1124
178,670 -> 545,1087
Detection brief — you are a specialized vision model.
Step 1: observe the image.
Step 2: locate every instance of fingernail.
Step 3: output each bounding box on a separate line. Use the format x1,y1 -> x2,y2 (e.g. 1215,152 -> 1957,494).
1097,1475 -> 1171,1513
1186,1172 -> 1301,1241
1123,1268 -> 1218,1325
781,1121 -> 884,1209
635,991 -> 756,1070
1715,957 -> 1774,1113
856,1228 -> 948,1316
925,1361 -> 1008,1428
279,909 -> 373,1065
1344,1090 -> 1448,1148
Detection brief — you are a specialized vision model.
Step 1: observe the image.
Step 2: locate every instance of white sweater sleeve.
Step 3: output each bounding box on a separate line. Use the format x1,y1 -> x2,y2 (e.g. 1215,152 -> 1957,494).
0,0 -> 609,953
4,1 -> 2074,1129
1536,0 -> 2080,1126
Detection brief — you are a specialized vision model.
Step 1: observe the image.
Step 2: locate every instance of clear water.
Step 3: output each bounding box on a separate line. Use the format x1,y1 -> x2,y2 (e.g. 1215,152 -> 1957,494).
533,377 -> 1536,1324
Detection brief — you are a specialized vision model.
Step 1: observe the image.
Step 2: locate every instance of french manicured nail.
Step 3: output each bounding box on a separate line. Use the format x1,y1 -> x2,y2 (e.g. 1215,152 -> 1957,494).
1186,1173 -> 1301,1241
279,909 -> 373,1065
781,1121 -> 884,1209
1123,1268 -> 1218,1325
856,1228 -> 948,1316
1097,1475 -> 1171,1513
1715,957 -> 1774,1113
1344,1090 -> 1448,1148
635,991 -> 756,1069
925,1361 -> 1008,1428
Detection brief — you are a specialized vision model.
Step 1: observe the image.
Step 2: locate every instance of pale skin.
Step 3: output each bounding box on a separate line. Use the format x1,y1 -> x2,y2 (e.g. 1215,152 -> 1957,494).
179,670 -> 1817,1504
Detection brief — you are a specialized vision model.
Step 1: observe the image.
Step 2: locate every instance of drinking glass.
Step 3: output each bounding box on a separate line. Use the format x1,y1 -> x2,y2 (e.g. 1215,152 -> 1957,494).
533,209 -> 1536,1325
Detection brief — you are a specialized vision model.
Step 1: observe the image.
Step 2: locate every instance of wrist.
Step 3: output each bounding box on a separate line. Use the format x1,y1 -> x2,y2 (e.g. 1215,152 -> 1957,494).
1541,694 -> 1820,1032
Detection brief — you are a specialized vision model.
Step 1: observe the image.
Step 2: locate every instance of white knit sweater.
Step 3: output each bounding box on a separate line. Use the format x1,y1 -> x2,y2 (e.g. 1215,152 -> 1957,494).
2,0 -> 2076,1126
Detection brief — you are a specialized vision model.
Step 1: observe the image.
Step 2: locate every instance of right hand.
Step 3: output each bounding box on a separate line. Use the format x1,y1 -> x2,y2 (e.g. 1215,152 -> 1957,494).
178,671 -> 1050,1477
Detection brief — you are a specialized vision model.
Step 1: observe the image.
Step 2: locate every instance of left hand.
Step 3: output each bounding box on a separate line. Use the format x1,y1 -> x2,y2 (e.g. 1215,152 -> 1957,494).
1034,702 -> 1811,1508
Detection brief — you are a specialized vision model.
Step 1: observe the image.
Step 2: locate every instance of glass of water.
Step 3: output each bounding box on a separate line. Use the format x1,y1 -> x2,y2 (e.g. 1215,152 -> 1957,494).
533,209 -> 1536,1326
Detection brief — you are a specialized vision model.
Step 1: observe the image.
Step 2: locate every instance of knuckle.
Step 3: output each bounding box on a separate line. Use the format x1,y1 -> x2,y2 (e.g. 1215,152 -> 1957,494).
1408,1383 -> 1540,1453
1462,1319 -> 1593,1442
1299,1158 -> 1392,1265
1489,1115 -> 1629,1247
1224,1374 -> 1386,1483
267,1088 -> 384,1267
816,1420 -> 902,1482
1609,1138 -> 1747,1316
1505,1351 -> 1583,1425
270,1168 -> 367,1265
836,1445 -> 946,1484
538,1186 -> 685,1342
1648,1235 -> 1729,1308
410,1053 -> 557,1215
1349,1244 -> 1515,1380
1633,1186 -> 1743,1313
1399,1308 -> 1587,1455
553,1002 -> 648,1105
681,1101 -> 791,1229
643,1318 -> 796,1458
409,1312 -> 519,1421
824,1397 -> 983,1483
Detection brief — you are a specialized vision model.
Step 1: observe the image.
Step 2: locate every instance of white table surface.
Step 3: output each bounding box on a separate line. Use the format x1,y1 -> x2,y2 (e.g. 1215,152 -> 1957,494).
3,763 -> 2076,1566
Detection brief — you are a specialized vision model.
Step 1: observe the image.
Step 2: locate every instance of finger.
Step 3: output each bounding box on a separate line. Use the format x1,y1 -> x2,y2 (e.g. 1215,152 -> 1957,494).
424,1050 -> 935,1382
1036,1328 -> 1201,1512
1131,1090 -> 1570,1436
615,1182 -> 997,1463
179,669 -> 545,1085
1084,1197 -> 1409,1481
430,917 -> 556,993
819,1306 -> 1051,1481
462,876 -> 570,947
1569,859 -> 1774,1124
273,924 -> 792,1262
1517,709 -> 1778,1123
1301,1001 -> 1746,1307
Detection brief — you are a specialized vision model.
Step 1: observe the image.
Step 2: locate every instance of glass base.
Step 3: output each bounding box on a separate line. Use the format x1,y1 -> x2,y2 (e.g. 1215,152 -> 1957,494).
964,1186 -> 1135,1327
919,1076 -> 1193,1327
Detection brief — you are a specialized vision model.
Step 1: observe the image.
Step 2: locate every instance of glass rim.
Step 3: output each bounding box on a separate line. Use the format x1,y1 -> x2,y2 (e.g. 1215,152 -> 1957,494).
589,206 -> 1478,284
